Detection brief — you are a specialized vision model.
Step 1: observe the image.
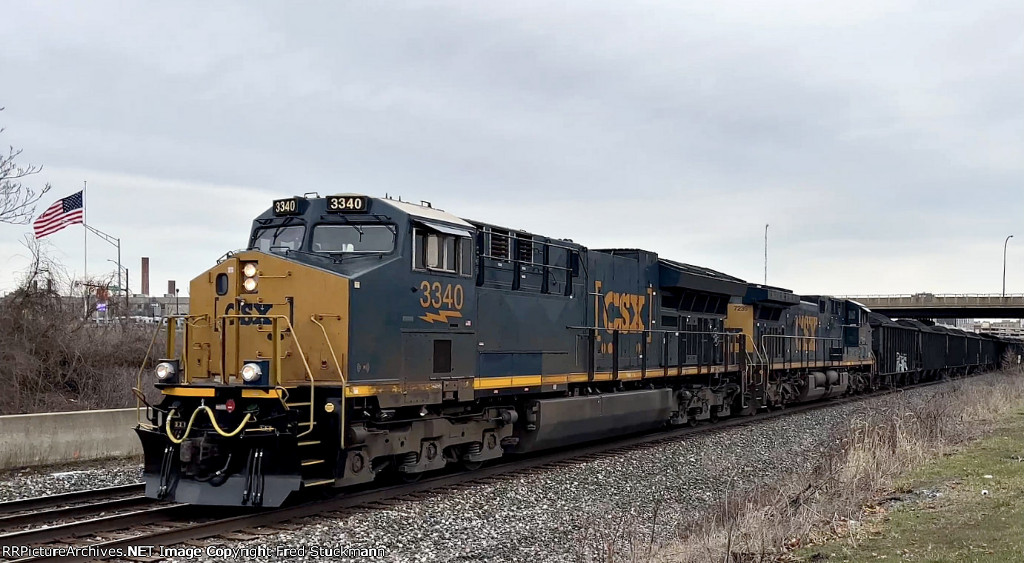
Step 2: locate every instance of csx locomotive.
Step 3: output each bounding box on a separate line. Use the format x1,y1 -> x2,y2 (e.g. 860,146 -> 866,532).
135,194 -> 1012,506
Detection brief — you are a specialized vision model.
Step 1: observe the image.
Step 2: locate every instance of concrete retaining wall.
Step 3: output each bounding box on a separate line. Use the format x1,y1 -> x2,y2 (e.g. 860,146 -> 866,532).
0,408 -> 144,469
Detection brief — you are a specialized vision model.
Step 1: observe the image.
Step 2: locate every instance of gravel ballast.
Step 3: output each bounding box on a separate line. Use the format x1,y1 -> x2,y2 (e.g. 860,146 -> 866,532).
0,457 -> 142,503
164,383 -> 952,563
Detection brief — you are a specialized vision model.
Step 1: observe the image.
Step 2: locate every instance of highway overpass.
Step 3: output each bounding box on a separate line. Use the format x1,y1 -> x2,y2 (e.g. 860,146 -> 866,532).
844,294 -> 1024,319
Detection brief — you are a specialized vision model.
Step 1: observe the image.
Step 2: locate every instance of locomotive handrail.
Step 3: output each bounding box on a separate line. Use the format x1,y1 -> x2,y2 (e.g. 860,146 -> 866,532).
133,314 -> 211,428
565,326 -> 769,367
308,315 -> 346,384
217,313 -> 319,437
477,227 -> 581,258
137,312 -> 320,437
760,334 -> 843,357
161,314 -> 211,383
759,334 -> 855,379
310,314 -> 347,448
134,317 -> 171,429
565,325 -> 767,410
564,325 -> 768,396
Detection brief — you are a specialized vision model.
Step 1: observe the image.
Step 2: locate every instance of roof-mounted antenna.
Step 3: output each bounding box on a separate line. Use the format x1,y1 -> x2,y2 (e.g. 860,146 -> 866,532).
421,200 -> 432,208
303,191 -> 320,198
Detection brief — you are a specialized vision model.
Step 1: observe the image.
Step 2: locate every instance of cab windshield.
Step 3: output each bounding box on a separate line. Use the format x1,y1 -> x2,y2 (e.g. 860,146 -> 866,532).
251,225 -> 305,253
312,225 -> 395,253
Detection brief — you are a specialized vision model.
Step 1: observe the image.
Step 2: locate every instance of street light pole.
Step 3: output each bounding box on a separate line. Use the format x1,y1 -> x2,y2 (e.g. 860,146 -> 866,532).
107,259 -> 130,315
1004,234 -> 1014,298
175,288 -> 180,315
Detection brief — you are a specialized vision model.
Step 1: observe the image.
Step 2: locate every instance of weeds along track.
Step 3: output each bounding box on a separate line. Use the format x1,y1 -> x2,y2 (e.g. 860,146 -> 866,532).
0,378 -> 954,563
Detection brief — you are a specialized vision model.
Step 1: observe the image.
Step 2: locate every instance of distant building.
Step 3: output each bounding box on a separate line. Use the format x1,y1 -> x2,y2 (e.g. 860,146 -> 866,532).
973,320 -> 1024,339
50,292 -> 189,323
86,294 -> 189,321
128,294 -> 190,318
935,318 -> 974,330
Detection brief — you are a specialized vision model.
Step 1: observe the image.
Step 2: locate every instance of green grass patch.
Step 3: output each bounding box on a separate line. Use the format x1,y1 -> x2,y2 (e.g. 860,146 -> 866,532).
797,409 -> 1024,562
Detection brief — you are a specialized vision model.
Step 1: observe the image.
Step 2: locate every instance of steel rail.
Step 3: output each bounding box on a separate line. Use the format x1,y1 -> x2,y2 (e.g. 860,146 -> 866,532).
0,504 -> 194,548
0,484 -> 144,517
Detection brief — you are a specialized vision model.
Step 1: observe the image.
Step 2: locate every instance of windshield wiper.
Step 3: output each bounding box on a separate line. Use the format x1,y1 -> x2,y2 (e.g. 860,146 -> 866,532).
318,250 -> 392,263
320,250 -> 390,257
270,247 -> 345,264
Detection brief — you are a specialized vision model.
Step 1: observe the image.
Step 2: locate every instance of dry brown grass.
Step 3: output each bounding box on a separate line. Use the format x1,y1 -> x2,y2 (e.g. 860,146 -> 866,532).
654,365 -> 1024,563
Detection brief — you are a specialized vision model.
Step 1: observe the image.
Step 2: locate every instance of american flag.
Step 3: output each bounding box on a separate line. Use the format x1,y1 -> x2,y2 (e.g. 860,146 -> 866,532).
33,191 -> 84,239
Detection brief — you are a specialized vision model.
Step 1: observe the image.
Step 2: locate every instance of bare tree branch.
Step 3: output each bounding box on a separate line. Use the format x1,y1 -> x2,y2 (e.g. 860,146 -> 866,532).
0,107 -> 52,225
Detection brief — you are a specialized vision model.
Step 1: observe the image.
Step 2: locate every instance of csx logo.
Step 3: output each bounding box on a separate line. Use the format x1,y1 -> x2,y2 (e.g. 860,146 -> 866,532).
602,291 -> 646,333
224,302 -> 274,325
795,315 -> 819,351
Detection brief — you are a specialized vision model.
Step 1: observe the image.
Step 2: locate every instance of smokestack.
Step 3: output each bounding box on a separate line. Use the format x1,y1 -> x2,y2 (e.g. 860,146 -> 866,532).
141,257 -> 150,296
168,280 -> 176,296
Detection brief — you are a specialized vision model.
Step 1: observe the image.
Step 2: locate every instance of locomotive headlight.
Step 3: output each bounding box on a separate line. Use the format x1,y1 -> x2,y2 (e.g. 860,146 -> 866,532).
242,263 -> 258,278
242,276 -> 258,292
155,362 -> 176,380
240,362 -> 262,382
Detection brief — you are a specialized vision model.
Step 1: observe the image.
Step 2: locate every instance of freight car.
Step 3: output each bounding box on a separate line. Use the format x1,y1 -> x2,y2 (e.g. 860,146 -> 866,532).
869,315 -> 1004,385
134,194 -> 1012,507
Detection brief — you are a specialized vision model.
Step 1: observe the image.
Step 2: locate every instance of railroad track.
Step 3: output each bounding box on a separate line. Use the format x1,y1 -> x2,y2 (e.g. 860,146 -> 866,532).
0,484 -> 146,520
0,378 -> 953,563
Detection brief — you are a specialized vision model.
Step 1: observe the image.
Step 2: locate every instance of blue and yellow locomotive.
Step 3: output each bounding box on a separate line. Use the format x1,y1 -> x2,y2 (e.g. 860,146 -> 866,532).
135,194 -> 1004,506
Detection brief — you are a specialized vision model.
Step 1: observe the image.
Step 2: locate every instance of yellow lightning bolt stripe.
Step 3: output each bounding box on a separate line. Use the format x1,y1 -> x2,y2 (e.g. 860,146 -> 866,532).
418,310 -> 464,323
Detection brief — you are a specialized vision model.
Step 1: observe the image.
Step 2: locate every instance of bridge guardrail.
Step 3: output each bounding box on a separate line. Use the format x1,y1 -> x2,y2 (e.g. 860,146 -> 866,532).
843,294 -> 1024,307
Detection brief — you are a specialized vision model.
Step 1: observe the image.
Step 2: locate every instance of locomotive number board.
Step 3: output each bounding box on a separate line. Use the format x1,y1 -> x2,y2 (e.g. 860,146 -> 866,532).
272,198 -> 302,216
326,195 -> 370,213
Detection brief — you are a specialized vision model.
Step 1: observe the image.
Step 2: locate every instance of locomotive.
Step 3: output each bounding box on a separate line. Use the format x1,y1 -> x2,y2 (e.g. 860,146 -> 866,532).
135,194 -> 1012,506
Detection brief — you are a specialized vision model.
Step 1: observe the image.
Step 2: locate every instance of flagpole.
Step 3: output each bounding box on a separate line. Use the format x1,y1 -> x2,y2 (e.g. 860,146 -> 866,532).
83,180 -> 88,318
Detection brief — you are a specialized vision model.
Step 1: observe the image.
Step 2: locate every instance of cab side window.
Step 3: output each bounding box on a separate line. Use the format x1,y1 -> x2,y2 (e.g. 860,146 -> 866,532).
413,228 -> 472,276
414,230 -> 426,270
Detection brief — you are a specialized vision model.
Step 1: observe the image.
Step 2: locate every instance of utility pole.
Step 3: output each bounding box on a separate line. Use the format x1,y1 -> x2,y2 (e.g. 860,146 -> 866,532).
1004,234 -> 1014,298
764,224 -> 769,285
83,180 -> 88,318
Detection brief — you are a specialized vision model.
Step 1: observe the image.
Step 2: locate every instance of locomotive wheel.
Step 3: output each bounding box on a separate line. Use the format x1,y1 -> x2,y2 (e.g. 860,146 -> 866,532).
458,458 -> 481,472
400,471 -> 424,483
709,407 -> 720,423
687,416 -> 699,428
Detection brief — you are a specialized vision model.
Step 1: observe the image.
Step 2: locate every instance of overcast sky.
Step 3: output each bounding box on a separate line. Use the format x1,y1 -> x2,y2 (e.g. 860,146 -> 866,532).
1,1 -> 1021,298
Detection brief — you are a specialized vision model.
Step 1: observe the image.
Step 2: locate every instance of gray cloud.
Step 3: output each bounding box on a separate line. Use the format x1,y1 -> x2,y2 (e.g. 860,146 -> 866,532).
0,0 -> 1021,297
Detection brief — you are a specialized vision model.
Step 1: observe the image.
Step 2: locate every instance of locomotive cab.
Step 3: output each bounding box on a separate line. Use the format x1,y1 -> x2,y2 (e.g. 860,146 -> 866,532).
135,194 -> 498,507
